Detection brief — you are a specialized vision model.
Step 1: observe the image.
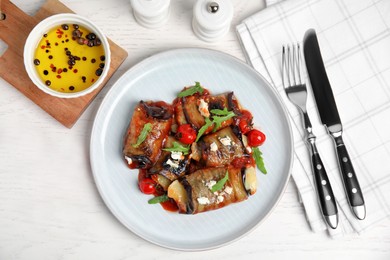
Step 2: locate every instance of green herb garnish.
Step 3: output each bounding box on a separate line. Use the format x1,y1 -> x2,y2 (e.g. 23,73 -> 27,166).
211,171 -> 229,192
132,123 -> 152,148
210,107 -> 232,116
252,147 -> 267,174
177,82 -> 204,98
195,109 -> 236,141
163,141 -> 190,155
195,117 -> 213,142
148,194 -> 169,204
210,108 -> 235,132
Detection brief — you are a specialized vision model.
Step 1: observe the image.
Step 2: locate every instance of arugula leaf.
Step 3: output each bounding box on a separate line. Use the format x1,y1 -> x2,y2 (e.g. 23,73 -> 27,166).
132,123 -> 152,148
163,141 -> 190,155
195,108 -> 236,140
211,110 -> 235,132
210,107 -> 231,116
211,171 -> 229,192
177,82 -> 204,98
148,194 -> 169,204
252,147 -> 267,174
195,117 -> 213,142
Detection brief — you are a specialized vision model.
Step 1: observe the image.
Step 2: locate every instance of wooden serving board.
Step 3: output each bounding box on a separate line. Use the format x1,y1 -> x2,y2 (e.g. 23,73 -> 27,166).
0,0 -> 128,128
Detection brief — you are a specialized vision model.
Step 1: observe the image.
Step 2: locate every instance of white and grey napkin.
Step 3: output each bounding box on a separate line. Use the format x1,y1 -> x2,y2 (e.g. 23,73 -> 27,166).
237,0 -> 390,237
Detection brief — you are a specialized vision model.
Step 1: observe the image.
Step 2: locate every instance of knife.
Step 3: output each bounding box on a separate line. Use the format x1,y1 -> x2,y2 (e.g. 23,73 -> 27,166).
303,29 -> 366,220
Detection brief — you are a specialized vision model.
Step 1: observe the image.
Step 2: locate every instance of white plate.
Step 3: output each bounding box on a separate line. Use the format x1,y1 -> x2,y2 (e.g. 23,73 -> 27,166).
90,48 -> 293,251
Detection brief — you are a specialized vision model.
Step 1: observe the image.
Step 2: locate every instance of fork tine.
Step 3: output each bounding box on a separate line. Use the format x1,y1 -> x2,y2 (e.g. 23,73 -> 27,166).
296,43 -> 302,85
282,45 -> 287,88
288,45 -> 296,86
282,43 -> 304,89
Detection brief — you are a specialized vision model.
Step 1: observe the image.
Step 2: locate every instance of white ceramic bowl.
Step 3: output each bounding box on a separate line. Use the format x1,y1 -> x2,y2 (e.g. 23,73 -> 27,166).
24,13 -> 111,98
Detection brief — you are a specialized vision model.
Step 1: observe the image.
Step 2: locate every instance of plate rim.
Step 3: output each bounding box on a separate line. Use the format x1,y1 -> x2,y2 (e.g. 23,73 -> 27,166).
90,47 -> 294,251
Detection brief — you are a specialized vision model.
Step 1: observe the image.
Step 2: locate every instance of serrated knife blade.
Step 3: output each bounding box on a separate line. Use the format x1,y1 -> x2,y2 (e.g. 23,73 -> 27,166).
303,29 -> 366,220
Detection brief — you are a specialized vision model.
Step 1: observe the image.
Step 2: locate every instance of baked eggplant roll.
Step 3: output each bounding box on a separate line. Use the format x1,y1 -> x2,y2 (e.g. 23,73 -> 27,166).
168,166 -> 253,214
123,101 -> 174,169
196,126 -> 245,167
149,137 -> 190,181
174,95 -> 209,130
173,90 -> 238,134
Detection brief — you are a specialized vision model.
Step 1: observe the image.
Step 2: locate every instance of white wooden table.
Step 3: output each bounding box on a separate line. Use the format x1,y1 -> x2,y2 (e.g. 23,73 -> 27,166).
1,0 -> 389,259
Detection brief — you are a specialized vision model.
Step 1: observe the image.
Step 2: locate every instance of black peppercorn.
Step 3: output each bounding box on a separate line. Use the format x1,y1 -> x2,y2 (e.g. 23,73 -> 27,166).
72,29 -> 81,38
77,38 -> 85,45
95,68 -> 103,76
86,33 -> 96,40
91,39 -> 101,46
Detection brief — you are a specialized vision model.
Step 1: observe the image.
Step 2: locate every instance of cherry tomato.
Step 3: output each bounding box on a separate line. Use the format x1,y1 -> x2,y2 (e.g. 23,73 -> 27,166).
241,110 -> 253,120
138,178 -> 156,194
237,110 -> 253,134
247,129 -> 266,147
239,119 -> 252,134
176,124 -> 197,144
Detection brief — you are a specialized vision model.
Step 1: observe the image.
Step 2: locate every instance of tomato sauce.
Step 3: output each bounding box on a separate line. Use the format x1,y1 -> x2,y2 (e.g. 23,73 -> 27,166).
161,199 -> 179,212
231,156 -> 255,168
139,169 -> 179,212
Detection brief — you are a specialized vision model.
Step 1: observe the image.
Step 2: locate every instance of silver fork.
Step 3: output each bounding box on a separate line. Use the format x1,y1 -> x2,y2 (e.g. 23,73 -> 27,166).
282,44 -> 338,229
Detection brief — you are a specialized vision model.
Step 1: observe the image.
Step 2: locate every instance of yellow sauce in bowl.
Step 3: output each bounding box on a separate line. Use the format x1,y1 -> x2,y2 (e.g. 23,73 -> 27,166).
33,23 -> 106,93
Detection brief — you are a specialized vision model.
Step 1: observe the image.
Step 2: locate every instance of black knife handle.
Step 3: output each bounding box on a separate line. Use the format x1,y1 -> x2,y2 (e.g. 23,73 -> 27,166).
302,111 -> 338,227
311,151 -> 338,217
333,135 -> 365,207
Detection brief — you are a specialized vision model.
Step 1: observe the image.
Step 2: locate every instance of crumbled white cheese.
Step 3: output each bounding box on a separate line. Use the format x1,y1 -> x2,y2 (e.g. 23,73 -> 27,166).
246,146 -> 252,153
198,99 -> 210,118
171,151 -> 183,160
210,142 -> 218,152
125,156 -> 133,165
166,159 -> 179,169
217,195 -> 224,203
219,136 -> 232,146
205,180 -> 217,190
224,186 -> 233,195
197,197 -> 210,205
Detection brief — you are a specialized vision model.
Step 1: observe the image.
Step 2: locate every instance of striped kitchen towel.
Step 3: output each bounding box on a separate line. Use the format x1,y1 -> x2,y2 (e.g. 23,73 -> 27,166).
237,0 -> 390,237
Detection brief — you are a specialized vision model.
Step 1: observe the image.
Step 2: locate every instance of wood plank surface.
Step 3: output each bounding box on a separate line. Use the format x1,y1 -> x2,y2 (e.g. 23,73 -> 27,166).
0,0 -> 127,128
